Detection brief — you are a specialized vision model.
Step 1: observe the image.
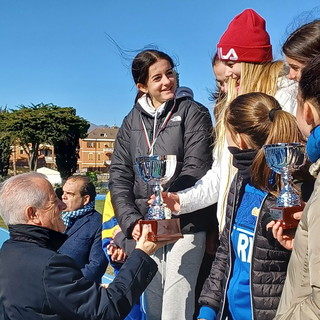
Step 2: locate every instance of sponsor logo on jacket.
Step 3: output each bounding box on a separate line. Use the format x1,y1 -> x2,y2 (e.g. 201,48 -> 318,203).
235,226 -> 253,263
171,116 -> 182,122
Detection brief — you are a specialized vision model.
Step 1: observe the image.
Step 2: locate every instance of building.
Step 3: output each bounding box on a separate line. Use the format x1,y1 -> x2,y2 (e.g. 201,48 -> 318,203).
78,126 -> 119,174
10,144 -> 56,175
8,126 -> 119,177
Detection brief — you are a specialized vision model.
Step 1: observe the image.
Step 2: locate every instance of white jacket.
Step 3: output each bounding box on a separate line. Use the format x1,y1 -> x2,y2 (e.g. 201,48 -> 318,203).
275,76 -> 298,116
178,78 -> 298,232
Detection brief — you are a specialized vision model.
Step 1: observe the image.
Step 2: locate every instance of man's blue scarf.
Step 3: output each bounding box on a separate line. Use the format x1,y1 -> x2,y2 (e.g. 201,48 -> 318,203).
62,201 -> 95,229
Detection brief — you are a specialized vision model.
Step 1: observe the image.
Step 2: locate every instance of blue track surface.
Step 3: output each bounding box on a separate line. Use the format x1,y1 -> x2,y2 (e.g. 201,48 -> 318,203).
0,227 -> 9,248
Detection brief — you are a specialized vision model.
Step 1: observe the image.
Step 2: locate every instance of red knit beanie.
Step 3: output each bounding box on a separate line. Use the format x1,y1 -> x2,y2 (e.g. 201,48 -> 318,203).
217,9 -> 273,63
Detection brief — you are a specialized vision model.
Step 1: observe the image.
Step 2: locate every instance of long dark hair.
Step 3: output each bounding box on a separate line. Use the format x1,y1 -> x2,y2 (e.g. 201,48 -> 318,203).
131,50 -> 175,85
299,54 -> 320,112
283,20 -> 320,64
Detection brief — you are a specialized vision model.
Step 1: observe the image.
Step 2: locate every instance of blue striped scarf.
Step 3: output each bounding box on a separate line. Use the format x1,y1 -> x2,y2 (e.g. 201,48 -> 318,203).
62,201 -> 95,229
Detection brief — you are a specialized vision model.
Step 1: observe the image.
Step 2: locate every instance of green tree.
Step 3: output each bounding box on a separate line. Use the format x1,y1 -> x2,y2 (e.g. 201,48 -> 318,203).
0,137 -> 11,176
3,103 -> 89,172
53,108 -> 89,180
54,137 -> 80,181
0,109 -> 12,177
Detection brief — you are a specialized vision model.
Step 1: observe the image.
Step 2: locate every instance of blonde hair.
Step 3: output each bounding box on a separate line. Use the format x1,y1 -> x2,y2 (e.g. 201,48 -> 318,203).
214,60 -> 286,158
225,92 -> 302,194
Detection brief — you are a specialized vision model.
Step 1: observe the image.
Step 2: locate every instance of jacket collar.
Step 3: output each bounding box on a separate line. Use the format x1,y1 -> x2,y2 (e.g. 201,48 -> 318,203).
8,224 -> 68,252
228,147 -> 257,180
65,212 -> 92,237
137,94 -> 166,118
135,96 -> 183,118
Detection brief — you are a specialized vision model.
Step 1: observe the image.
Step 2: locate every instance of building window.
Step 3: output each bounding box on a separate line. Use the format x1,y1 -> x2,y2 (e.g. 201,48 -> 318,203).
87,142 -> 95,148
97,142 -> 100,148
40,149 -> 52,157
88,153 -> 93,160
97,153 -> 101,161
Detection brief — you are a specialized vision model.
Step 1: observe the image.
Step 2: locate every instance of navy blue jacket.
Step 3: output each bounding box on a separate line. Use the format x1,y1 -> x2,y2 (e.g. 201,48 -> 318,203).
0,224 -> 157,320
58,209 -> 109,283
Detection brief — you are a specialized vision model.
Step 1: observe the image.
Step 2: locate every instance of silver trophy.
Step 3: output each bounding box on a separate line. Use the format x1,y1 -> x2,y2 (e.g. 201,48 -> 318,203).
136,155 -> 176,219
263,143 -> 306,229
135,155 -> 183,241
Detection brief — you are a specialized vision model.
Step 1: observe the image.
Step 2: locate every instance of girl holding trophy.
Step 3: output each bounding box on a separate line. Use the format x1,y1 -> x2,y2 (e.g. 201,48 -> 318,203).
109,49 -> 217,320
197,92 -> 304,320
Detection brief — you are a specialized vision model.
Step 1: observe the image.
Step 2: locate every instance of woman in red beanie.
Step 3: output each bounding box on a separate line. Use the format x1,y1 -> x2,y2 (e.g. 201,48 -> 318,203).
217,9 -> 297,111
213,9 -> 297,184
162,8 -> 298,236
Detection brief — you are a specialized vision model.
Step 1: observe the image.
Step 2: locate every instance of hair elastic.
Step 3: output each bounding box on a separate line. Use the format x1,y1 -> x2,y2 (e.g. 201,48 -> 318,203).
268,106 -> 282,121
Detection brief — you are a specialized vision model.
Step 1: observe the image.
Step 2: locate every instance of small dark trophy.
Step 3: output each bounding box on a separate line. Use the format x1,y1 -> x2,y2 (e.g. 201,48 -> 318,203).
136,155 -> 183,241
263,143 -> 306,229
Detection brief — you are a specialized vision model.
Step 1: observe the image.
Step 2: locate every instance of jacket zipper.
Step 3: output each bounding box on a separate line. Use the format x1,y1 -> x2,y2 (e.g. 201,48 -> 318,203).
220,173 -> 239,319
249,193 -> 268,320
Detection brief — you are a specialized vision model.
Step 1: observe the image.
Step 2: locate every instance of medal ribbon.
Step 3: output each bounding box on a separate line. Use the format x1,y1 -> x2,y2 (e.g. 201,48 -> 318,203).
140,99 -> 176,155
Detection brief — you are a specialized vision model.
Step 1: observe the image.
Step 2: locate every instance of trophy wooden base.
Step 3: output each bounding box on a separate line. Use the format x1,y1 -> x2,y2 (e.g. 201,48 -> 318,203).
139,219 -> 184,241
270,204 -> 305,229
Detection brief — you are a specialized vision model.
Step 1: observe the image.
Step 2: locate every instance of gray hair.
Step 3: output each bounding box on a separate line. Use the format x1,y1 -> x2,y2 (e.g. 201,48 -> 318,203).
0,172 -> 48,226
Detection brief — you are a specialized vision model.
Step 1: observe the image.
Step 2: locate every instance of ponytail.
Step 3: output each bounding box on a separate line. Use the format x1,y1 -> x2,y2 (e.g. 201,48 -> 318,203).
251,109 -> 302,194
225,92 -> 303,194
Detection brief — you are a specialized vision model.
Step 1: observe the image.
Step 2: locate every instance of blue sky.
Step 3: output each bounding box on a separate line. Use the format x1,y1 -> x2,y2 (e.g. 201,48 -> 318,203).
1,1 -> 319,126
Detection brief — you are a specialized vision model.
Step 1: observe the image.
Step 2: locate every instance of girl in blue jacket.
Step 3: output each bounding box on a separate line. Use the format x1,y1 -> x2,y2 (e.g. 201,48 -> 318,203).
198,92 -> 304,320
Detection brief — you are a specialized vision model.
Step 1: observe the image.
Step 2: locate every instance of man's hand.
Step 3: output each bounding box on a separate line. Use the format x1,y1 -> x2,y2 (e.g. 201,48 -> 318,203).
148,192 -> 181,212
136,224 -> 177,255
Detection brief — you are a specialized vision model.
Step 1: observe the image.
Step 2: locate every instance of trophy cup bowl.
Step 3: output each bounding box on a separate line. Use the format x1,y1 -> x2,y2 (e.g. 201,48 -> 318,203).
263,143 -> 306,229
135,155 -> 183,241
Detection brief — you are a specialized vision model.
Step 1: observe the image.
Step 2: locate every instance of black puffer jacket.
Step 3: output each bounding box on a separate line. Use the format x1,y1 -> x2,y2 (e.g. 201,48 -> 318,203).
109,96 -> 217,238
199,172 -> 292,320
